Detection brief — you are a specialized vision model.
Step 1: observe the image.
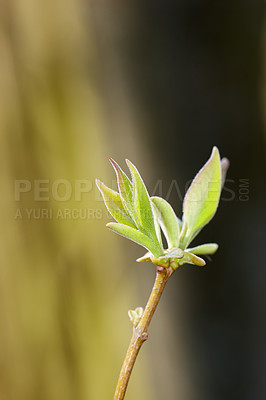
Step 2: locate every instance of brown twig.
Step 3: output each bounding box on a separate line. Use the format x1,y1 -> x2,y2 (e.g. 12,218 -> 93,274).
113,266 -> 174,400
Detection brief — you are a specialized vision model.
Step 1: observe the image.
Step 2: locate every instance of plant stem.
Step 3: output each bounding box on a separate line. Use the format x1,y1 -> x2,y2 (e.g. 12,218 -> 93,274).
113,266 -> 174,400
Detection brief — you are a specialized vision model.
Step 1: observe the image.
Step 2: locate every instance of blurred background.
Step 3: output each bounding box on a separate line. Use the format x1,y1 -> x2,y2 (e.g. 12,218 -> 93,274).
0,1 -> 265,400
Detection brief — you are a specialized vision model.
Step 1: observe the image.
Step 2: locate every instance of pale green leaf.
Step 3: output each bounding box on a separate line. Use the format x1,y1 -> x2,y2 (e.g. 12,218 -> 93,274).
137,247 -> 184,264
109,158 -> 137,223
136,252 -> 152,263
128,310 -> 139,326
151,202 -> 163,248
95,179 -> 136,228
128,310 -> 137,321
151,196 -> 180,248
128,307 -> 143,327
107,223 -> 163,257
182,146 -> 221,244
165,248 -> 184,259
126,160 -> 162,250
135,307 -> 144,318
165,248 -> 184,270
186,243 -> 218,255
148,248 -> 184,269
179,251 -> 206,267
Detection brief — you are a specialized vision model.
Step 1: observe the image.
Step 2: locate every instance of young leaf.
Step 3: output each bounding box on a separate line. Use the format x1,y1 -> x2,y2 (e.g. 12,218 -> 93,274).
148,248 -> 184,269
151,202 -> 163,249
107,223 -> 163,257
186,243 -> 218,255
136,252 -> 152,263
179,251 -> 206,267
165,248 -> 184,259
135,307 -> 144,318
96,179 -> 136,228
109,159 -> 136,223
137,248 -> 184,264
128,310 -> 138,325
128,307 -> 143,327
182,146 -> 221,243
151,196 -> 180,248
126,160 -> 161,248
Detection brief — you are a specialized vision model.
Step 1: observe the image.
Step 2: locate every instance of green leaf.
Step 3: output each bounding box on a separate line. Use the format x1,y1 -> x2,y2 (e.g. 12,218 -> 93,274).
186,243 -> 218,255
179,251 -> 206,267
141,248 -> 184,269
136,252 -> 152,263
95,179 -> 136,228
151,196 -> 180,248
128,307 -> 143,327
164,248 -> 184,270
165,248 -> 184,258
151,202 -> 163,249
126,160 -> 162,249
136,246 -> 208,270
137,247 -> 184,265
107,223 -> 163,257
182,146 -> 222,245
109,158 -> 136,223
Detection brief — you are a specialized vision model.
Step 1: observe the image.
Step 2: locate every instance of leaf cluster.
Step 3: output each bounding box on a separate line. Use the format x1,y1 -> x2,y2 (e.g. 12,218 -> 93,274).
96,147 -> 229,269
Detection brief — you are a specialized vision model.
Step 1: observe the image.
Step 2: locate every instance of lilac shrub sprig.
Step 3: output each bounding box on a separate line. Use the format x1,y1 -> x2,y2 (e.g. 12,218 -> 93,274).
96,147 -> 229,400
